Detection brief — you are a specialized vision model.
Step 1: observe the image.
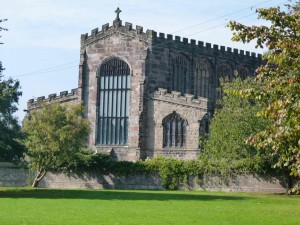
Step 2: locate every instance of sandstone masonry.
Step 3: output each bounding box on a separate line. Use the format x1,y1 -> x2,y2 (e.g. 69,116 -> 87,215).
27,10 -> 262,161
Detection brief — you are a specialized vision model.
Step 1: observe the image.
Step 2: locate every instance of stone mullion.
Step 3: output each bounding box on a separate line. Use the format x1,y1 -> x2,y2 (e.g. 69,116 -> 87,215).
171,119 -> 176,147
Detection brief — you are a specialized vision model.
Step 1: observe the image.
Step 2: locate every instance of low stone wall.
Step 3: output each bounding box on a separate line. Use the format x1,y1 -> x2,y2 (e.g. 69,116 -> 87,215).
0,166 -> 29,187
0,165 -> 288,193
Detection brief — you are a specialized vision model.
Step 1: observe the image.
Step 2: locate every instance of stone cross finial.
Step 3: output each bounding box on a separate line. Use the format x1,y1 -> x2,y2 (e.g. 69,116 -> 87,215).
115,7 -> 122,21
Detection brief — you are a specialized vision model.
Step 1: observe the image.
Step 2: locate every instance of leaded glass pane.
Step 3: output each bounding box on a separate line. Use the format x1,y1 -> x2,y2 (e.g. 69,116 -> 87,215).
117,91 -> 121,117
103,91 -> 108,117
112,90 -> 117,117
99,91 -> 104,116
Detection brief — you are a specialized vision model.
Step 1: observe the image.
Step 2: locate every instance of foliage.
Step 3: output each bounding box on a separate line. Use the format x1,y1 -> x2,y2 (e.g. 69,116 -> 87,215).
0,19 -> 8,44
144,157 -> 204,190
228,1 -> 300,185
0,19 -> 26,162
23,102 -> 90,187
63,151 -> 146,175
200,76 -> 272,177
66,153 -> 205,190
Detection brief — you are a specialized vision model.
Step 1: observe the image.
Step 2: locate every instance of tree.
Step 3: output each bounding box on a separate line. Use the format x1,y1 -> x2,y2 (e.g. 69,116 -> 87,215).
200,76 -> 271,176
23,103 -> 90,187
0,19 -> 26,162
0,19 -> 8,45
228,1 -> 300,190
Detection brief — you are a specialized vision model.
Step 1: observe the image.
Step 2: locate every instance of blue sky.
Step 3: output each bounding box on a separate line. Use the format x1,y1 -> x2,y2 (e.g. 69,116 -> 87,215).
0,0 -> 285,121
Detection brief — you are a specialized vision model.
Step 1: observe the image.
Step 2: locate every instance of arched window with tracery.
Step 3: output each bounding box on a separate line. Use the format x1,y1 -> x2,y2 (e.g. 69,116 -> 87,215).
216,63 -> 233,98
96,58 -> 130,145
171,54 -> 190,95
198,113 -> 213,149
195,58 -> 212,98
217,63 -> 233,82
163,112 -> 187,148
237,66 -> 251,79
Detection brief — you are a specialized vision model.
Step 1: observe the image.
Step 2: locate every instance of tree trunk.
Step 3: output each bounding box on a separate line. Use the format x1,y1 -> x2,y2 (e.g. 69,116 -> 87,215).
32,170 -> 47,188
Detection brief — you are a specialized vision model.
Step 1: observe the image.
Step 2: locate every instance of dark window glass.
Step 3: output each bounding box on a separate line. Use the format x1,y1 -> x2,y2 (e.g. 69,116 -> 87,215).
195,59 -> 212,98
172,55 -> 189,95
163,112 -> 187,148
97,58 -> 130,145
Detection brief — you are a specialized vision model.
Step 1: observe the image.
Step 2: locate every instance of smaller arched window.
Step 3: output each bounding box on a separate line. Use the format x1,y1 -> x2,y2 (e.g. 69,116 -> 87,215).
237,66 -> 251,79
163,112 -> 187,148
218,63 -> 233,82
171,54 -> 190,95
216,63 -> 233,98
195,58 -> 212,98
199,113 -> 213,149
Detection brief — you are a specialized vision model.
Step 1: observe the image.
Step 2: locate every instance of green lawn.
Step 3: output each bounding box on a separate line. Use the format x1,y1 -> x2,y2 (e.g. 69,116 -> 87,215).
0,188 -> 299,225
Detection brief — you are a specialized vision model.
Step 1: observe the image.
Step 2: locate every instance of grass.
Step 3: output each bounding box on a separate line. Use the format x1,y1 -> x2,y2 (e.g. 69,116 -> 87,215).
0,188 -> 299,225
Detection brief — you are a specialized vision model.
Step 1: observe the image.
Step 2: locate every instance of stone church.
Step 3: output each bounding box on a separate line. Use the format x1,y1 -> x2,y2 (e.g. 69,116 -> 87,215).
27,8 -> 262,161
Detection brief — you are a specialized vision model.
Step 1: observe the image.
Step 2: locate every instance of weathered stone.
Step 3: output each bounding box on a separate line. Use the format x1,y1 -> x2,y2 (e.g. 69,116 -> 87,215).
26,12 -> 262,161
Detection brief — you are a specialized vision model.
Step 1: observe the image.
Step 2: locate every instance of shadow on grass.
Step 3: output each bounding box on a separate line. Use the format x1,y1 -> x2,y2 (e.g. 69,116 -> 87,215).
0,188 -> 248,201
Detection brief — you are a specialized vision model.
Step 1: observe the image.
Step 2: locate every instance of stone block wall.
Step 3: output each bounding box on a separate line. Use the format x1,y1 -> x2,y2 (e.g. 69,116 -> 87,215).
24,18 -> 263,161
79,20 -> 150,160
0,167 -> 29,187
147,31 -> 262,103
145,88 -> 208,159
0,165 -> 289,194
27,89 -> 79,110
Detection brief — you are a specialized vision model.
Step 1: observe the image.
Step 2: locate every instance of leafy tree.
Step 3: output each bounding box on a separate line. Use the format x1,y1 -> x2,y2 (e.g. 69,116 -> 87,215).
23,103 -> 90,187
200,76 -> 271,176
0,19 -> 8,45
0,19 -> 26,162
228,1 -> 300,190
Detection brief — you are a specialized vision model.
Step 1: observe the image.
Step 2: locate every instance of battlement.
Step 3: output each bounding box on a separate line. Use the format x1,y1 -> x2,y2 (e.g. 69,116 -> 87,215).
80,19 -> 262,59
152,32 -> 262,59
27,88 -> 79,110
151,88 -> 208,110
80,20 -> 154,46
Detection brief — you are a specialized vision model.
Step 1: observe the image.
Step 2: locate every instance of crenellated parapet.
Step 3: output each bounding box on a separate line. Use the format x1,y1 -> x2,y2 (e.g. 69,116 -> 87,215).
80,20 -> 262,60
80,20 -> 155,47
151,32 -> 262,60
150,88 -> 208,110
27,88 -> 79,110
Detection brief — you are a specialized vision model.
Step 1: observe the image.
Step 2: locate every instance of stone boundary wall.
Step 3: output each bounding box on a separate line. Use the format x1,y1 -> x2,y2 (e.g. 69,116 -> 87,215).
0,165 -> 288,193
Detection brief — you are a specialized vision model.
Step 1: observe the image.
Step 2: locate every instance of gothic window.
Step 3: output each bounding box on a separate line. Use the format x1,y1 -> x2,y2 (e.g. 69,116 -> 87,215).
218,63 -> 233,82
237,66 -> 251,79
199,113 -> 212,137
195,58 -> 212,98
96,58 -> 130,145
171,54 -> 190,95
199,113 -> 212,149
216,63 -> 233,98
163,112 -> 187,148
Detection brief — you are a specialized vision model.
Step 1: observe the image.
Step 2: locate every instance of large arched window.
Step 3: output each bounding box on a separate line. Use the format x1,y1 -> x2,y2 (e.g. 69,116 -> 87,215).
163,112 -> 187,148
96,58 -> 130,145
195,58 -> 212,98
171,54 -> 190,95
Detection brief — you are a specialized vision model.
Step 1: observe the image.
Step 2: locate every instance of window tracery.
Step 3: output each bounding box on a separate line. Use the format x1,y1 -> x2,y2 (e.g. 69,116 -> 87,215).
195,58 -> 212,98
171,54 -> 190,95
163,112 -> 187,148
96,58 -> 130,145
